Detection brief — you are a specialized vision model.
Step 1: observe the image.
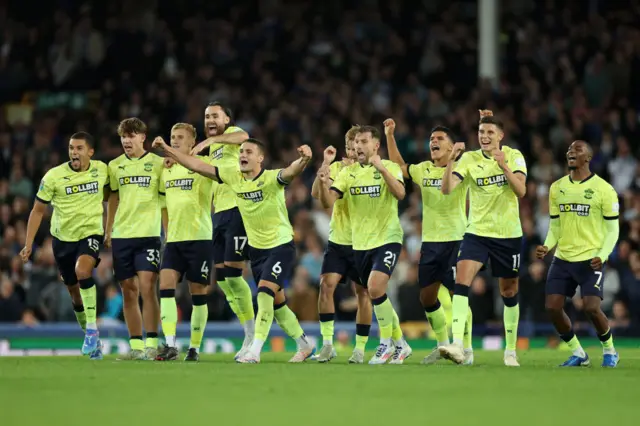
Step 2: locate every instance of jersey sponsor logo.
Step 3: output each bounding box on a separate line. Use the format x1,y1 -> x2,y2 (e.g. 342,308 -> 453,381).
165,179 -> 194,190
65,181 -> 99,195
422,178 -> 442,188
119,176 -> 152,187
350,185 -> 381,197
211,146 -> 224,160
476,174 -> 507,187
559,203 -> 591,216
238,190 -> 264,203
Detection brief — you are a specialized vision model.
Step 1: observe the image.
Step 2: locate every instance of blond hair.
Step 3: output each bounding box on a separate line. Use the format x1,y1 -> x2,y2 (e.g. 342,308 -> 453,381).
345,125 -> 359,142
171,123 -> 197,139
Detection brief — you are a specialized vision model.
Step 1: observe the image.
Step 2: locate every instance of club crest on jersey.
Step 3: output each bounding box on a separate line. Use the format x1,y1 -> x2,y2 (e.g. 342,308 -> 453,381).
350,185 -> 381,197
477,174 -> 507,187
257,181 -> 264,187
119,176 -> 151,187
211,146 -> 224,160
584,188 -> 594,199
165,179 -> 194,190
65,181 -> 99,195
90,168 -> 98,178
238,190 -> 264,203
144,162 -> 153,172
373,171 -> 381,180
559,203 -> 591,216
422,178 -> 442,188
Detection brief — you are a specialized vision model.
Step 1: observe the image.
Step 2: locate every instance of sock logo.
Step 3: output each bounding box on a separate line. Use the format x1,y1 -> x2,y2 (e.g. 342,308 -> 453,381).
193,327 -> 201,331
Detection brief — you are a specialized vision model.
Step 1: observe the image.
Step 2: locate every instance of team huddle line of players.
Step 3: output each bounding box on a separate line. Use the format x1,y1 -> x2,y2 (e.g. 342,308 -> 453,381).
19,104 -> 620,367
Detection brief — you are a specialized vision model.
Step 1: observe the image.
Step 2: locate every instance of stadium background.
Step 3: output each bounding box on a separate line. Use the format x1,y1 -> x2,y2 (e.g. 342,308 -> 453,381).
1,0 -> 640,355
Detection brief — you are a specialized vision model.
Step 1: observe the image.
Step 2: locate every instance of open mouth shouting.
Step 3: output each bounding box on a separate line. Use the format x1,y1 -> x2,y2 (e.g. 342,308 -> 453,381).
207,123 -> 218,136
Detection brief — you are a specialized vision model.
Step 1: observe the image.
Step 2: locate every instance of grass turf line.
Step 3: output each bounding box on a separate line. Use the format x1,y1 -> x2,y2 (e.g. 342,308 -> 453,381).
1,349 -> 638,426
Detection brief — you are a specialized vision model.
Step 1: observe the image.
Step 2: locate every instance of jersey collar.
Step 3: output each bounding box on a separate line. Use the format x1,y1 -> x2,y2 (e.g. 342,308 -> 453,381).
67,160 -> 91,173
569,172 -> 595,184
243,168 -> 265,181
481,147 -> 503,160
125,151 -> 149,160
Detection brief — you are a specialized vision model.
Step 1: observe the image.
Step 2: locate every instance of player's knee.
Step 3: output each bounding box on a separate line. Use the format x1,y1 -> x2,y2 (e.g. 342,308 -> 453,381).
419,286 -> 438,307
545,297 -> 563,313
120,279 -> 139,300
499,282 -> 519,299
367,286 -> 385,300
583,300 -> 602,318
74,266 -> 92,281
189,282 -> 207,295
319,276 -> 337,296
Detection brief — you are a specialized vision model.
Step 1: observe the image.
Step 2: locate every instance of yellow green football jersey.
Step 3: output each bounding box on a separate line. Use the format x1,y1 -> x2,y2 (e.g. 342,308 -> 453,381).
453,146 -> 526,239
161,156 -> 215,243
217,166 -> 293,250
549,174 -> 619,262
328,161 -> 352,246
408,161 -> 467,242
331,160 -> 404,251
36,160 -> 109,242
209,126 -> 245,213
109,152 -> 164,239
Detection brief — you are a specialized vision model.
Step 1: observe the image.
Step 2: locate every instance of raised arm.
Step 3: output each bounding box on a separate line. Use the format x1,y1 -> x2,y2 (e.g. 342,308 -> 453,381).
370,155 -> 405,200
316,167 -> 340,208
383,118 -> 409,179
493,151 -> 527,198
191,129 -> 249,155
279,144 -> 313,184
20,199 -> 48,263
312,146 -> 337,199
441,142 -> 465,195
153,137 -> 221,182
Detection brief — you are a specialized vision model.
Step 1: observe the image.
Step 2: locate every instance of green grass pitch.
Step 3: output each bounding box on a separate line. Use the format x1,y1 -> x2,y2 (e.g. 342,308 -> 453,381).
1,349 -> 638,426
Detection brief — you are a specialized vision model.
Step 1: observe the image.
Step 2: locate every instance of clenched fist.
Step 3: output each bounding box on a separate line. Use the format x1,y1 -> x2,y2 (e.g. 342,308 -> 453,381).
535,245 -> 548,259
449,142 -> 465,162
298,145 -> 312,161
323,146 -> 337,165
152,137 -> 168,151
383,118 -> 396,135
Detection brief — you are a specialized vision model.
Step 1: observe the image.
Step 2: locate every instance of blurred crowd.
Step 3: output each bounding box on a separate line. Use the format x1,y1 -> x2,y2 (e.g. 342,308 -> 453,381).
1,0 -> 640,335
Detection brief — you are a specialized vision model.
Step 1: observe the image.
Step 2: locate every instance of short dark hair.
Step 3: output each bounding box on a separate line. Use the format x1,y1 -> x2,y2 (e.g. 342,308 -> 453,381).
431,125 -> 456,142
574,140 -> 593,157
479,116 -> 504,130
355,125 -> 381,140
207,101 -> 234,123
242,138 -> 265,154
70,132 -> 94,148
117,117 -> 148,136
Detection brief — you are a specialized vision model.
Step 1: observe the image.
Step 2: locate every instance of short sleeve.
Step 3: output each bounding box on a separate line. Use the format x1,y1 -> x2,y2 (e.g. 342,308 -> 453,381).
217,165 -> 237,186
275,169 -> 290,186
602,185 -> 620,219
549,184 -> 559,218
511,149 -> 527,176
36,170 -> 55,204
329,162 -> 341,181
385,161 -> 404,183
224,126 -> 244,134
453,153 -> 471,181
108,162 -> 118,191
407,164 -> 421,185
330,167 -> 349,198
